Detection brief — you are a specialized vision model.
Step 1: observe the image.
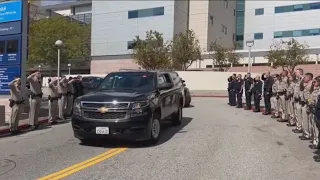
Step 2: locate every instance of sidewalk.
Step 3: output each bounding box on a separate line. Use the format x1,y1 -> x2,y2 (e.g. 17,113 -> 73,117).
190,90 -> 228,97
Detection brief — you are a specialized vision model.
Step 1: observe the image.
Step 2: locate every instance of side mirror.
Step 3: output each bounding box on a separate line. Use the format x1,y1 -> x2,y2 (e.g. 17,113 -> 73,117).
182,80 -> 185,83
158,83 -> 173,90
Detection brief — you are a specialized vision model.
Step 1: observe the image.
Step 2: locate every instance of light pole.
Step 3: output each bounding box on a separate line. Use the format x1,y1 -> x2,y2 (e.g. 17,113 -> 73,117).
55,40 -> 63,79
38,65 -> 41,71
246,39 -> 254,73
68,63 -> 71,75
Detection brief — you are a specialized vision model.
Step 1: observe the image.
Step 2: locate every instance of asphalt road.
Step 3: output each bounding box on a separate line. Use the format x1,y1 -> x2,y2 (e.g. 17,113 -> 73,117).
0,98 -> 319,180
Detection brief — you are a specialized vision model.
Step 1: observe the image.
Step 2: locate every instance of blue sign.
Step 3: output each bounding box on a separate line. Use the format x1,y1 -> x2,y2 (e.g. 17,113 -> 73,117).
0,65 -> 20,94
0,1 -> 22,24
0,34 -> 21,65
0,20 -> 21,36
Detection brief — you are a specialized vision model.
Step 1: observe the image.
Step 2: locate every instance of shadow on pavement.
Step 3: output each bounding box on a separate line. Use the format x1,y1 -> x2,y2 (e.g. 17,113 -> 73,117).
313,149 -> 320,162
81,117 -> 193,148
184,105 -> 195,108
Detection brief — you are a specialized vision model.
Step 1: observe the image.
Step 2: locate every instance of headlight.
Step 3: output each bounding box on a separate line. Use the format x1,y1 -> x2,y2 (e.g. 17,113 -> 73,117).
73,99 -> 81,115
131,101 -> 149,115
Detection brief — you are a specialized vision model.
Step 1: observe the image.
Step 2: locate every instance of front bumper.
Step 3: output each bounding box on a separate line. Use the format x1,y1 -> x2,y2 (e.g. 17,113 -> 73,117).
71,112 -> 151,141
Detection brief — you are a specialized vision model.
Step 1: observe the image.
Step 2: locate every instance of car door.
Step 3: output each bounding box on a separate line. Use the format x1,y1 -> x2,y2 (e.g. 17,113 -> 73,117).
162,73 -> 176,116
157,74 -> 169,119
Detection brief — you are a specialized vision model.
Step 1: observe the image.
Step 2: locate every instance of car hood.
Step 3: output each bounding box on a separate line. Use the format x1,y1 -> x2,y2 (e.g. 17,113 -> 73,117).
78,90 -> 151,102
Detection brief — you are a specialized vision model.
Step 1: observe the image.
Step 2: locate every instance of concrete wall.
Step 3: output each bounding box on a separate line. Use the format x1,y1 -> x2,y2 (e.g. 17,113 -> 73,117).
244,1 -> 320,50
41,72 -> 260,91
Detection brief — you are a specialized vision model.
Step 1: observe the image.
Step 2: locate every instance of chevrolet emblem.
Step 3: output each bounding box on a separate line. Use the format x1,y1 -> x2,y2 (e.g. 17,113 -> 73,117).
98,107 -> 109,113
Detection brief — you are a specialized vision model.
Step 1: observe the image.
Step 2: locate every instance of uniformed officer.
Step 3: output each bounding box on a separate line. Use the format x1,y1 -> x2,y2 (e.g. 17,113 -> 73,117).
277,70 -> 289,122
309,77 -> 320,149
235,74 -> 244,108
58,76 -> 68,120
8,77 -> 24,134
262,72 -> 273,115
66,77 -> 77,117
299,73 -> 313,140
27,70 -> 43,130
227,76 -> 232,105
244,73 -> 253,110
286,75 -> 296,126
48,77 -> 59,124
229,74 -> 237,106
253,75 -> 263,112
292,68 -> 304,133
271,74 -> 280,118
314,77 -> 320,149
73,75 -> 84,102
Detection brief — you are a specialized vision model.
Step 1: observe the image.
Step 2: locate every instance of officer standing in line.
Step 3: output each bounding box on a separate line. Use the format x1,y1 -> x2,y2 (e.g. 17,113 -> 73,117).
299,73 -> 313,140
48,77 -> 59,124
271,74 -> 280,118
27,70 -> 43,130
286,75 -> 296,126
73,75 -> 84,102
8,77 -> 24,134
309,77 -> 320,149
235,74 -> 244,108
66,77 -> 77,117
253,75 -> 263,112
58,76 -> 68,120
227,76 -> 232,105
277,70 -> 289,122
229,74 -> 237,106
313,76 -> 320,149
262,71 -> 273,115
244,73 -> 254,110
292,68 -> 304,133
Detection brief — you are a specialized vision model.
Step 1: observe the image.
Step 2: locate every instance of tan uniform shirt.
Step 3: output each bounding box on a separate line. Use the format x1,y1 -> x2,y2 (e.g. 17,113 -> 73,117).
293,78 -> 303,98
27,76 -> 42,95
49,82 -> 59,98
287,81 -> 295,96
9,80 -> 23,101
302,82 -> 312,102
58,79 -> 68,94
310,87 -> 320,105
278,76 -> 288,92
67,82 -> 74,94
272,79 -> 280,93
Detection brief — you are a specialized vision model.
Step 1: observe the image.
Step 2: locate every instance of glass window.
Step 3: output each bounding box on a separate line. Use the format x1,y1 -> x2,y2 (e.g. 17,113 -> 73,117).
274,31 -> 283,38
275,7 -> 284,13
236,11 -> 244,17
255,8 -> 264,15
309,29 -> 320,36
153,7 -> 164,16
236,35 -> 244,41
293,30 -> 302,37
236,26 -> 244,35
282,31 -> 293,37
254,33 -> 263,40
128,10 -> 138,19
98,72 -> 155,92
310,2 -> 320,9
302,30 -> 310,36
235,41 -> 243,50
0,41 -> 5,54
303,4 -> 311,10
236,3 -> 245,11
293,5 -> 303,11
158,75 -> 165,85
6,40 -> 18,53
138,8 -> 154,18
127,41 -> 136,50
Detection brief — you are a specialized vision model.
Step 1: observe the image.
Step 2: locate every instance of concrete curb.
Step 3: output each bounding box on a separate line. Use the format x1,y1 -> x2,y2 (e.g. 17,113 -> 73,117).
191,95 -> 228,98
0,118 -> 49,135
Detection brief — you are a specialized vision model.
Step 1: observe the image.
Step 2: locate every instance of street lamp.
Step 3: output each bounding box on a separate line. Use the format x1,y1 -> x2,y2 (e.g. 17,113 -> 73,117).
246,39 -> 254,73
68,63 -> 71,75
55,40 -> 63,79
38,65 -> 41,71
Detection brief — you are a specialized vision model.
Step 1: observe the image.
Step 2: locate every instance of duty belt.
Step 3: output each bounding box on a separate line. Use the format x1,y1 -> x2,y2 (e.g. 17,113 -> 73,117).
9,99 -> 24,108
67,92 -> 74,96
58,93 -> 67,98
48,95 -> 59,102
30,92 -> 43,99
278,91 -> 285,95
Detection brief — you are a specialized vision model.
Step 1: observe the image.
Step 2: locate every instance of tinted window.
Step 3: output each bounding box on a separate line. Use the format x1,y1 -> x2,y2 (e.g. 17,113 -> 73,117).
7,40 -> 18,53
128,7 -> 164,19
98,72 -> 155,92
254,33 -> 263,40
255,8 -> 264,15
0,41 -> 5,54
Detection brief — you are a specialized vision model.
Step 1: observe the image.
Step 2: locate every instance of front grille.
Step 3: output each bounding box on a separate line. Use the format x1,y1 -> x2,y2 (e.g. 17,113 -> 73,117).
83,111 -> 126,120
81,102 -> 130,109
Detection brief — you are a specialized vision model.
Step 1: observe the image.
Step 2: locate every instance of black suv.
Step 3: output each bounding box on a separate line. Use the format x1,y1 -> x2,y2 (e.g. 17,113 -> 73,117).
72,70 -> 184,144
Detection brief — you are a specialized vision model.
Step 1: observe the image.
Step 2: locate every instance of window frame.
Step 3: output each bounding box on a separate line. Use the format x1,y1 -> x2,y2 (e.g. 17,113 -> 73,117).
255,8 -> 264,15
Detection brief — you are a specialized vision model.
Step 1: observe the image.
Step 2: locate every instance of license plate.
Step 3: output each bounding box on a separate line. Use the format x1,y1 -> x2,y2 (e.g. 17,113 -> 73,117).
96,127 -> 109,134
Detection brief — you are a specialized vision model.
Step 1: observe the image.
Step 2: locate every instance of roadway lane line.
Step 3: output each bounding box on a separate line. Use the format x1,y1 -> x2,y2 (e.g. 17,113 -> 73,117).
38,148 -> 128,180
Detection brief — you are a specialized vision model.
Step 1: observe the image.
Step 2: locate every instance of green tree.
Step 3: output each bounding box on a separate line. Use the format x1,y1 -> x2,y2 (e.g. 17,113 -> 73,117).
171,30 -> 202,70
266,38 -> 309,73
28,16 -> 90,68
209,42 -> 241,71
132,30 -> 171,70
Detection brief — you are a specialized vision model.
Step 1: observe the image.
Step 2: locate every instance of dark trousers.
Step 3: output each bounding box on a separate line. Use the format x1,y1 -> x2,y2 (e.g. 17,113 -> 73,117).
245,91 -> 252,109
228,90 -> 231,105
230,91 -> 236,106
263,93 -> 271,113
254,94 -> 261,111
236,90 -> 243,107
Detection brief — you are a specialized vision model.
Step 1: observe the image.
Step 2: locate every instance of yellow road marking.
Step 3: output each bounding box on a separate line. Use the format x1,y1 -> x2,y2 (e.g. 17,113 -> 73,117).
38,148 -> 127,180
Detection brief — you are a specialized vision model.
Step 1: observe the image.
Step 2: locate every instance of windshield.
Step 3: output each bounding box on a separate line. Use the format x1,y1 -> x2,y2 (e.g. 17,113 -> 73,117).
98,72 -> 155,92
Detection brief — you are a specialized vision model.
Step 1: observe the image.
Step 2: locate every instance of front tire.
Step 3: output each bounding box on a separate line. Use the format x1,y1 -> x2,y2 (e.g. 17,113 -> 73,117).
148,113 -> 161,144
